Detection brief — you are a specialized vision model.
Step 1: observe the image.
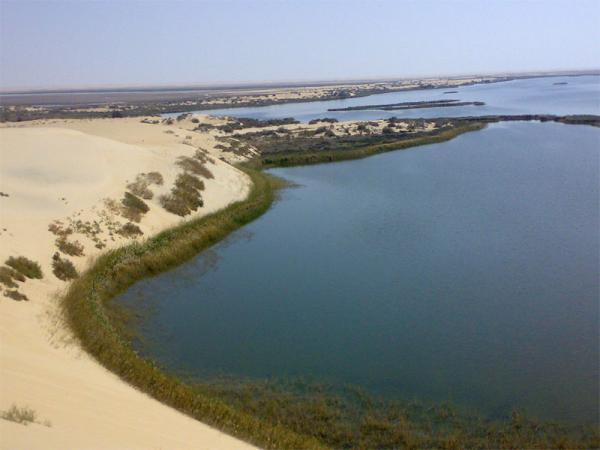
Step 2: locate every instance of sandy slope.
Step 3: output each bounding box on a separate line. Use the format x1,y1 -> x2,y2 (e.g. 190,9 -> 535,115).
0,117 -> 256,449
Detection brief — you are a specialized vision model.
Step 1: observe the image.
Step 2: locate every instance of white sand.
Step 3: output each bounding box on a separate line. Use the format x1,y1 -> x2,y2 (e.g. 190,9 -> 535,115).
0,118 -> 257,449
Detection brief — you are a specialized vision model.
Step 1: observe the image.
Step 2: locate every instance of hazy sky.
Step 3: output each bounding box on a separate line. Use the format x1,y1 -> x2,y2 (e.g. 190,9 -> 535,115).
1,0 -> 599,90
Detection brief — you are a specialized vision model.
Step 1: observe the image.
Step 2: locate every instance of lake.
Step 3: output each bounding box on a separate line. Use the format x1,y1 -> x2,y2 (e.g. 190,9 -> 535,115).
175,75 -> 600,122
118,120 -> 599,424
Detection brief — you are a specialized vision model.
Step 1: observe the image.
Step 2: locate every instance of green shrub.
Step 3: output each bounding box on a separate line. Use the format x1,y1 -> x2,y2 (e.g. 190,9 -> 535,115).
5,256 -> 43,279
52,253 -> 78,281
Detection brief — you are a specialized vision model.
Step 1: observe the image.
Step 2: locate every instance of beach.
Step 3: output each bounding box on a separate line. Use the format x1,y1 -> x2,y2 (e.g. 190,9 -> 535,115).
0,116 -> 256,449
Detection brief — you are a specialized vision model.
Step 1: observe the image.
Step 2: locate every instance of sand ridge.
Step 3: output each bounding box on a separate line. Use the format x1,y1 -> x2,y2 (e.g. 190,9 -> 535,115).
0,116 -> 257,449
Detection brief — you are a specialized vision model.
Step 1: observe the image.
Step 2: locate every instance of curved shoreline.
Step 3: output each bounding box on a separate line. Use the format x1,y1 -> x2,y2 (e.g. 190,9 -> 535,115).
59,124 -> 490,448
61,168 -> 326,449
59,121 -> 599,448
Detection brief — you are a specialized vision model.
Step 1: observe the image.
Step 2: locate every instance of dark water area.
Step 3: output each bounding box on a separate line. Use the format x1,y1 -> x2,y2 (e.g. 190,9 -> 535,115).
118,121 -> 599,424
183,75 -> 600,122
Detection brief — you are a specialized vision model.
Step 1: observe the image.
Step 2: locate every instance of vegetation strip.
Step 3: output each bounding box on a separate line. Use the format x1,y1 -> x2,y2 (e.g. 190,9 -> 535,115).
61,123 -> 599,449
256,122 -> 487,168
327,99 -> 485,111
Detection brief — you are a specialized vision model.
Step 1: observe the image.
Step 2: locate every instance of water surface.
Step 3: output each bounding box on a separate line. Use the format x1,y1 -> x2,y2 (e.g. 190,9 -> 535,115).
176,75 -> 600,122
119,121 -> 599,424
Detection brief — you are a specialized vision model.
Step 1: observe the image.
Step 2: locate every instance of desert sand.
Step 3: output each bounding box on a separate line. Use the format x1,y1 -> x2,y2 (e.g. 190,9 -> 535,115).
0,117 -> 257,449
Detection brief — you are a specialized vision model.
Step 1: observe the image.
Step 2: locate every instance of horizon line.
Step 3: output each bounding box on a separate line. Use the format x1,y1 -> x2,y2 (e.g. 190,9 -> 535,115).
1,68 -> 598,96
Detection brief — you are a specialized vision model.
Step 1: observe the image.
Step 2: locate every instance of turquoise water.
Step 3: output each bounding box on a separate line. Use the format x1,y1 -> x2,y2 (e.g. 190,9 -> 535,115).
178,75 -> 600,122
119,121 -> 599,424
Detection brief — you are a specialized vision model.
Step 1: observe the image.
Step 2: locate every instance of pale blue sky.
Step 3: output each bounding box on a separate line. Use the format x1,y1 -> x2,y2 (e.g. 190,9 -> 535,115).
0,0 -> 598,90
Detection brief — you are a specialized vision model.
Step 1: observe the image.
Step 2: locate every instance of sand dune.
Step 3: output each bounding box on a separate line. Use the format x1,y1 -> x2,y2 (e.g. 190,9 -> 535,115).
0,117 -> 256,449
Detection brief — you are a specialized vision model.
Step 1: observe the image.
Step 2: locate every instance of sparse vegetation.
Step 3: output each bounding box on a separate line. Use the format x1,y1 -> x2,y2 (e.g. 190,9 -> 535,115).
160,173 -> 205,216
0,266 -> 25,288
145,171 -> 164,185
1,404 -> 51,427
240,121 -> 487,168
117,222 -> 143,237
176,156 -> 214,179
127,172 -> 164,200
1,405 -> 36,424
5,256 -> 43,279
48,221 -> 72,237
308,118 -> 339,125
121,192 -> 150,223
56,236 -> 84,257
327,99 -> 486,112
4,289 -> 28,301
216,117 -> 299,133
52,253 -> 78,281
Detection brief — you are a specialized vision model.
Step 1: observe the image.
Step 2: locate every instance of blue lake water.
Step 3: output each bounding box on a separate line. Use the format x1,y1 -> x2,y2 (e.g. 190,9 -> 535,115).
175,75 -> 600,122
119,120 -> 599,424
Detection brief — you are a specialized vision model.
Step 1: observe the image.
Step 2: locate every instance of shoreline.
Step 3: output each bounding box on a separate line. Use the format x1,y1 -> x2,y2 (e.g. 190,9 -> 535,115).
58,122 -> 487,449
61,167 -> 325,449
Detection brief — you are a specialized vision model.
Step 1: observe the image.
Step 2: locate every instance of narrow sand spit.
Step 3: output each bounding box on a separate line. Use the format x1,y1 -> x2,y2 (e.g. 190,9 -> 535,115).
0,117 -> 257,449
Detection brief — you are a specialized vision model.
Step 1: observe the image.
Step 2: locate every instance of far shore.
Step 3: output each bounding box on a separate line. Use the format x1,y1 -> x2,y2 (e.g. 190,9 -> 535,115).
2,71 -> 598,122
